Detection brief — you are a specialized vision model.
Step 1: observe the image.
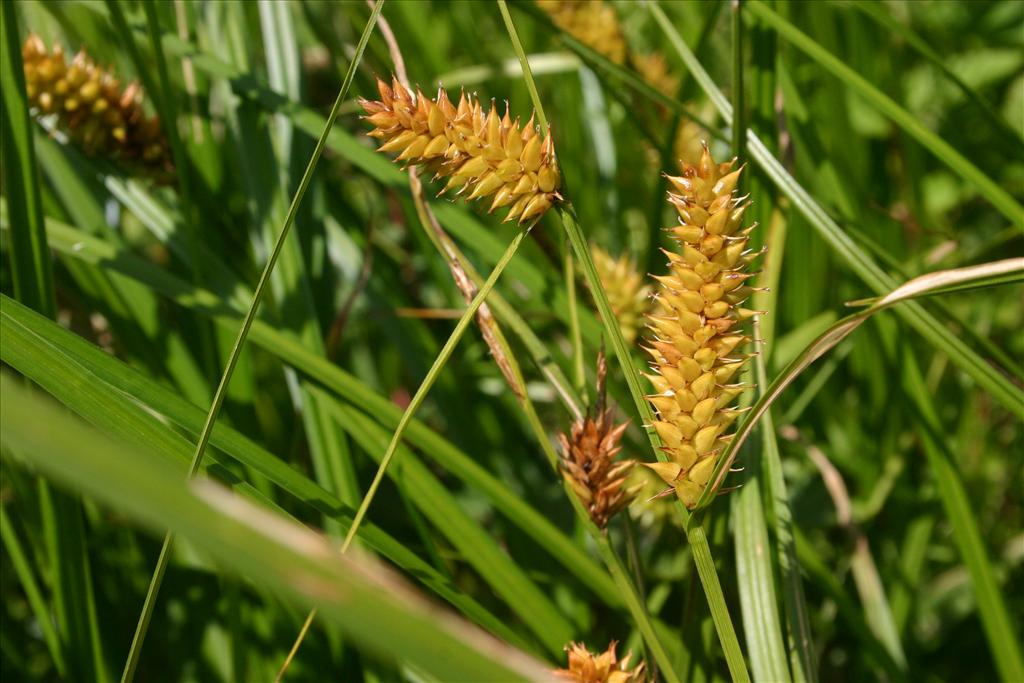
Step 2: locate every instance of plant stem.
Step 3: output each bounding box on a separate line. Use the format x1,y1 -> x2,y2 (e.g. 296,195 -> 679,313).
339,222 -> 533,553
597,535 -> 683,683
118,4 -> 383,680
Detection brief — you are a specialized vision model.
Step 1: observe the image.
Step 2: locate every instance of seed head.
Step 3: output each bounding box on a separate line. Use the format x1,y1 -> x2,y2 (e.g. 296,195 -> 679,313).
642,144 -> 760,508
555,640 -> 647,683
360,77 -> 561,224
558,352 -> 640,529
632,53 -> 680,99
21,35 -> 173,180
537,0 -> 628,65
591,245 -> 651,345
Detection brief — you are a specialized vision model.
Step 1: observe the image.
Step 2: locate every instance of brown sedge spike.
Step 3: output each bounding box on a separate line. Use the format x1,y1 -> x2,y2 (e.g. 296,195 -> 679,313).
642,143 -> 761,509
555,640 -> 647,683
558,351 -> 641,529
21,34 -> 173,180
360,77 -> 561,224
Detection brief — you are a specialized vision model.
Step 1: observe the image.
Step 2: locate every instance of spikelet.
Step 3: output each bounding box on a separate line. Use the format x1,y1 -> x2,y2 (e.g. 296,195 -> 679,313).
21,35 -> 172,179
673,118 -> 708,169
555,641 -> 647,683
558,352 -> 640,529
360,77 -> 561,224
591,245 -> 651,345
537,0 -> 628,65
642,144 -> 760,509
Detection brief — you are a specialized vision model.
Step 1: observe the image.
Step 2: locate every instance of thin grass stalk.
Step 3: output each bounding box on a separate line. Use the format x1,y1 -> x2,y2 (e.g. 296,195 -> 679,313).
141,1 -> 200,275
496,4 -> 750,680
118,5 -> 383,681
0,504 -> 66,675
731,0 -> 746,164
338,221 -> 534,554
566,249 -> 586,394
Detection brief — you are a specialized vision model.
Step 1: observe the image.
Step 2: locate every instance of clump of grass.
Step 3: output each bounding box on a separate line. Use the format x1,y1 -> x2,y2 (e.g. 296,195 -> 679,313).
360,76 -> 560,223
21,34 -> 172,178
642,145 -> 759,508
555,640 -> 647,683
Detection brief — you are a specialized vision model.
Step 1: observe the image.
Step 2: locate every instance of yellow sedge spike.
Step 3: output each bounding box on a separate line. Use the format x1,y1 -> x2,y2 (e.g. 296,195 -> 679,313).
591,245 -> 652,345
360,77 -> 561,224
632,53 -> 680,100
558,352 -> 640,529
22,34 -> 173,180
537,0 -> 628,65
642,144 -> 760,509
555,641 -> 647,683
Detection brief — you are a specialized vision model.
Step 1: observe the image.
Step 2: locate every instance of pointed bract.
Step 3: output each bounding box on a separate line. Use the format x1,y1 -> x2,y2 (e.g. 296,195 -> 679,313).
555,641 -> 647,683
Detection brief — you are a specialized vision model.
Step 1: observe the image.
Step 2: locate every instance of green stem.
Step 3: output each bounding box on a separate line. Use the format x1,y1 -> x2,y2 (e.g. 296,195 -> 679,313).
731,0 -> 746,163
688,521 -> 753,683
565,248 -> 585,395
141,0 -> 200,277
597,535 -> 683,683
497,0 -> 548,136
118,4 -> 383,681
340,222 -> 532,553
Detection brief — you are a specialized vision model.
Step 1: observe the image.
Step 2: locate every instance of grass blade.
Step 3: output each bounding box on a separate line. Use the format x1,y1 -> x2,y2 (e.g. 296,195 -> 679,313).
0,212 -> 623,608
338,222 -> 531,551
1,1 -> 54,316
0,294 -> 533,651
703,257 -> 1024,505
1,380 -> 553,683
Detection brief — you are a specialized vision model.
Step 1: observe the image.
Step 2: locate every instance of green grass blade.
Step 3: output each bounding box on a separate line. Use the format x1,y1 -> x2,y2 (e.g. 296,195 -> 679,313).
0,294 -> 530,652
0,503 -> 66,675
339,223 -> 531,553
331,403 -> 575,655
730,4 -> 794,681
0,380 -> 553,683
745,0 -> 1023,226
119,5 -> 383,679
0,213 -> 622,608
1,1 -> 54,316
703,257 -> 1024,506
2,8 -> 105,680
896,348 -> 1024,682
